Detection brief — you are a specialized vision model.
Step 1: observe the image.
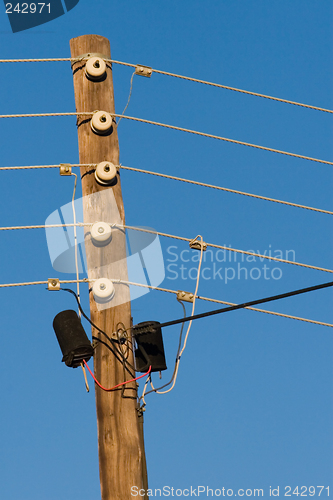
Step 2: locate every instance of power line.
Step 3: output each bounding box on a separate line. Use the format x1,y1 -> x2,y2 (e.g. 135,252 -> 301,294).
0,222 -> 331,274
119,225 -> 333,274
147,280 -> 333,330
0,112 -> 87,118
0,164 -> 92,170
195,294 -> 333,328
148,67 -> 333,115
0,58 -> 72,62
115,114 -> 333,167
0,57 -> 332,115
0,162 -> 331,215
0,277 -> 331,328
0,279 -> 89,288
0,111 -> 332,166
119,165 -> 333,216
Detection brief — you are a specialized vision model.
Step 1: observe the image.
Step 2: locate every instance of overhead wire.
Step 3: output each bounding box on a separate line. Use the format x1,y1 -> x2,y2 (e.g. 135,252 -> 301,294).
0,57 -> 332,114
0,278 -> 330,327
1,162 -> 332,216
118,165 -> 333,216
154,280 -> 333,330
0,221 -> 331,274
0,279 -> 89,288
113,114 -> 333,167
0,111 -> 332,167
118,225 -> 333,275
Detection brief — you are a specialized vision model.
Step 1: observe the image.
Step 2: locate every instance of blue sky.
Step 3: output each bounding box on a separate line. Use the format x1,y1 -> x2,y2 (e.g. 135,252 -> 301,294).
0,1 -> 332,499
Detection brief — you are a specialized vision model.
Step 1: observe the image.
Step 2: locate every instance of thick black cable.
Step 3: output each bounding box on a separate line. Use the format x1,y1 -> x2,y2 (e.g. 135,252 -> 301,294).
135,281 -> 333,332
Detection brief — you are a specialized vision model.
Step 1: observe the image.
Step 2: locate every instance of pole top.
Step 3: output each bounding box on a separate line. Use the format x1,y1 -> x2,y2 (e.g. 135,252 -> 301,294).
70,35 -> 111,59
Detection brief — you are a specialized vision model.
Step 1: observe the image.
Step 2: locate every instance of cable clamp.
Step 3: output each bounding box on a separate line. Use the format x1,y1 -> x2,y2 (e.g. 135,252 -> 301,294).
135,65 -> 153,77
189,236 -> 207,252
177,290 -> 194,303
48,278 -> 60,291
59,164 -> 72,176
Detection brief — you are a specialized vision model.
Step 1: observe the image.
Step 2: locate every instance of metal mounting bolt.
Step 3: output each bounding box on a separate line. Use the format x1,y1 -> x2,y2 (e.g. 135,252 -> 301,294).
100,115 -> 107,123
177,290 -> 195,303
98,226 -> 105,234
59,164 -> 72,176
135,65 -> 153,78
93,60 -> 100,68
48,278 -> 60,291
99,283 -> 106,290
104,164 -> 110,172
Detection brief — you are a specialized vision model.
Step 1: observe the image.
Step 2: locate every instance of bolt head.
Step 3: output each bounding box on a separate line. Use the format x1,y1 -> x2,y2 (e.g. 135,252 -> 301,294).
104,164 -> 110,172
100,115 -> 107,123
99,283 -> 106,290
98,227 -> 105,234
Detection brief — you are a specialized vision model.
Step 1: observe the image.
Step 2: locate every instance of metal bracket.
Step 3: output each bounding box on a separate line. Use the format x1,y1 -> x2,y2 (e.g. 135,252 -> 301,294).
71,52 -> 109,63
92,340 -> 99,350
48,278 -> 60,291
135,65 -> 153,77
189,239 -> 207,251
59,164 -> 72,176
177,290 -> 194,303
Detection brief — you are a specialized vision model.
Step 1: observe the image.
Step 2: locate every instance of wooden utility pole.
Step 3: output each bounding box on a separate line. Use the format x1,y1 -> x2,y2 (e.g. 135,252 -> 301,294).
70,35 -> 147,500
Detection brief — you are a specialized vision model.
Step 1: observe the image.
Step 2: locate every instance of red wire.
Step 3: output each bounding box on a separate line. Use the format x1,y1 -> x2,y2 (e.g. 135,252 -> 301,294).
83,359 -> 152,392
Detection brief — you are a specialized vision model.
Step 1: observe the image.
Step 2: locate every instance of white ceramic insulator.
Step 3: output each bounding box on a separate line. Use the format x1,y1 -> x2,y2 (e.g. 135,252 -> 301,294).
95,161 -> 117,185
90,111 -> 112,135
85,57 -> 106,80
91,222 -> 112,247
93,278 -> 115,304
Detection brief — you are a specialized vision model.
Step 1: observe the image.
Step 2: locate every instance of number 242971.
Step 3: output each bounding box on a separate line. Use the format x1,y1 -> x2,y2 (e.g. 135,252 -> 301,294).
6,3 -> 51,14
285,486 -> 329,496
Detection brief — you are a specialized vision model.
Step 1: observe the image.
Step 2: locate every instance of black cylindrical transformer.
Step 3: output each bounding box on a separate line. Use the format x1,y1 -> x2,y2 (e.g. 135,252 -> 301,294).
53,310 -> 94,368
133,321 -> 167,373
